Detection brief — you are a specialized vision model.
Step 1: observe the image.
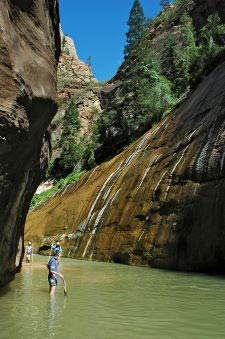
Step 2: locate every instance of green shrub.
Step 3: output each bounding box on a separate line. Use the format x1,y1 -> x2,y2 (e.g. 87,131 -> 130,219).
30,170 -> 85,210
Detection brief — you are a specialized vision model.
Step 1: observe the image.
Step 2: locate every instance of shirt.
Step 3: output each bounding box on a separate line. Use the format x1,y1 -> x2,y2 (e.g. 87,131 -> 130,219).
48,257 -> 59,280
25,245 -> 33,254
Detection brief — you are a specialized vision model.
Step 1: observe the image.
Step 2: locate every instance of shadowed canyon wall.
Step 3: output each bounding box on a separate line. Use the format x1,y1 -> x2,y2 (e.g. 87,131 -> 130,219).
0,0 -> 60,286
26,59 -> 225,273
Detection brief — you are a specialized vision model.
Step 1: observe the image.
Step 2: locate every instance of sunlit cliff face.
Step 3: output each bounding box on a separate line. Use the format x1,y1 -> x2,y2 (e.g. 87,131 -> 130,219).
0,0 -> 60,286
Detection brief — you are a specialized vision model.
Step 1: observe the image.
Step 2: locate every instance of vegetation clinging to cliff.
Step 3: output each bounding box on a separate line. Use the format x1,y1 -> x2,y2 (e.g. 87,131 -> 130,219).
49,1 -> 225,179
92,5 -> 225,163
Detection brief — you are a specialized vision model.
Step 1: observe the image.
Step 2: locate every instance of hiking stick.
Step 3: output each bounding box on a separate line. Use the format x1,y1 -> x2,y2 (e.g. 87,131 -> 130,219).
63,279 -> 67,297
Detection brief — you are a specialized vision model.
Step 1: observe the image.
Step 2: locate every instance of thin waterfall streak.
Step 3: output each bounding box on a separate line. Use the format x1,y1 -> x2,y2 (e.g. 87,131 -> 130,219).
134,155 -> 159,194
220,152 -> 225,173
82,234 -> 94,258
61,185 -> 70,196
188,129 -> 197,142
135,167 -> 152,194
83,192 -> 116,258
123,131 -> 153,168
82,167 -> 121,230
73,237 -> 82,256
138,230 -> 145,242
152,172 -> 166,200
93,203 -> 108,229
80,162 -> 124,236
85,166 -> 99,184
94,190 -> 117,231
103,186 -> 112,201
196,142 -> 209,174
193,185 -> 198,197
143,118 -> 169,152
110,187 -> 122,206
164,145 -> 190,201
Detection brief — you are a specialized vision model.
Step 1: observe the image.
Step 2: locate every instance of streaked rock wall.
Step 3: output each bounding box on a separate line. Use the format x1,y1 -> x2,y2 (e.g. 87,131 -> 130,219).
26,60 -> 225,273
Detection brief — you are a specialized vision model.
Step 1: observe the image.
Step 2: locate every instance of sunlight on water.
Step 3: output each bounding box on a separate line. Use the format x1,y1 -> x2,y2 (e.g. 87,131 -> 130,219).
1,255 -> 225,339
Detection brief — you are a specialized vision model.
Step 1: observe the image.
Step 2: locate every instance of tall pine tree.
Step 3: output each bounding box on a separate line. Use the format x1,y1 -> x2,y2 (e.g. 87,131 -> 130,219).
160,0 -> 169,9
124,0 -> 146,57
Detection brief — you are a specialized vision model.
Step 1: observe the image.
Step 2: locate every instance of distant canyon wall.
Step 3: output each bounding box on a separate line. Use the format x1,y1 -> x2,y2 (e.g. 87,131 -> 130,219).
51,31 -> 101,161
26,59 -> 225,273
0,0 -> 60,286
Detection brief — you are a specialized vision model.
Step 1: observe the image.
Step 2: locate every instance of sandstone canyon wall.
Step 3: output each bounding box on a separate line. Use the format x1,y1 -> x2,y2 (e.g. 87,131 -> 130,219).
0,0 -> 60,286
26,58 -> 225,273
51,32 -> 101,161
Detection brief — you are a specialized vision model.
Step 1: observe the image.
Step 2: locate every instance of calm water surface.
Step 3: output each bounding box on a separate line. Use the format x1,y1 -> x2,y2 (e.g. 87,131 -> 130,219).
1,255 -> 225,339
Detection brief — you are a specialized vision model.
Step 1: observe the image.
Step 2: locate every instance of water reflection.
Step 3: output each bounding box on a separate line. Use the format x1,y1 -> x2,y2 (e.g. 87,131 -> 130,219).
48,296 -> 57,338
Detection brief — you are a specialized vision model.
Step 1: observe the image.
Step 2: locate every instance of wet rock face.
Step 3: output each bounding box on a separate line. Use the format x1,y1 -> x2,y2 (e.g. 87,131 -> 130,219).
0,0 -> 60,286
26,60 -> 225,273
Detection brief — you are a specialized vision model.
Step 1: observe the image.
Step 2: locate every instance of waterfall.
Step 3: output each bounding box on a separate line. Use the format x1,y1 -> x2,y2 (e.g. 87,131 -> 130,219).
61,185 -> 70,196
196,142 -> 209,175
164,144 -> 190,201
81,120 -> 169,258
80,168 -> 121,233
85,165 -> 99,184
220,152 -> 225,173
138,229 -> 145,242
135,154 -> 162,195
152,172 -> 167,200
82,189 -> 121,258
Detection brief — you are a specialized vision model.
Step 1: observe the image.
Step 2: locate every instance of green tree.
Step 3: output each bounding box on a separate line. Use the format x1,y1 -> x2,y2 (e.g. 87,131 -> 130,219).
124,0 -> 146,57
138,74 -> 174,124
49,98 -> 84,179
160,0 -> 169,9
174,0 -> 185,7
174,12 -> 198,93
200,13 -> 225,57
161,32 -> 177,80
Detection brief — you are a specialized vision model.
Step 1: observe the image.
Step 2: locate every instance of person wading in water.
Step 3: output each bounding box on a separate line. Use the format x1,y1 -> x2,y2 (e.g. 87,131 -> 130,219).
25,241 -> 33,263
47,249 -> 65,296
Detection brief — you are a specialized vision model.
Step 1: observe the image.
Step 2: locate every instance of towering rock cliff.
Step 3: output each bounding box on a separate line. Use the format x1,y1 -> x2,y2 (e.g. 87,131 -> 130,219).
25,0 -> 225,274
26,57 -> 225,273
0,0 -> 60,286
51,32 -> 101,160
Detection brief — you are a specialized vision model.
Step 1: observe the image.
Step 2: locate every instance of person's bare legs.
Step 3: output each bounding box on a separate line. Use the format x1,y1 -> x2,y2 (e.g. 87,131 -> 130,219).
49,286 -> 56,295
49,286 -> 56,296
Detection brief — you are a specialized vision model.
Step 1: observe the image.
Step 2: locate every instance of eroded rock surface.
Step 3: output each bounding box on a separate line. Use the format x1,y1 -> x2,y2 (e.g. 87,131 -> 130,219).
51,32 -> 101,160
26,59 -> 225,273
0,0 -> 60,286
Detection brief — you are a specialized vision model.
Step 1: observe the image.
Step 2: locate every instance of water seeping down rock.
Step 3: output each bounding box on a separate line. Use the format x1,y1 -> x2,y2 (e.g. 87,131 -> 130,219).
0,0 -> 60,286
26,57 -> 225,273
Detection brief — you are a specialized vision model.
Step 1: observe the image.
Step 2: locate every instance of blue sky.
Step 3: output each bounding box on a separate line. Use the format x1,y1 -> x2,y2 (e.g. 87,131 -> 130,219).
59,0 -> 162,81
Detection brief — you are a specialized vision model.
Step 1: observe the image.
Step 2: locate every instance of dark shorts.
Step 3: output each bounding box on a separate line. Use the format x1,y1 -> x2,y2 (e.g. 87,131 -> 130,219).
48,277 -> 57,287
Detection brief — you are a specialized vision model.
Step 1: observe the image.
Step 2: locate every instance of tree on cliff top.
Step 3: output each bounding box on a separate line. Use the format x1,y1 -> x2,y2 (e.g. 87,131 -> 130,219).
160,0 -> 169,9
124,0 -> 146,57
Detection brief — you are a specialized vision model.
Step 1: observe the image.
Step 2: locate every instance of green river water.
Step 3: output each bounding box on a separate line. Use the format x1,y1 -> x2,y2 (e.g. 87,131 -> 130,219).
0,255 -> 225,339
